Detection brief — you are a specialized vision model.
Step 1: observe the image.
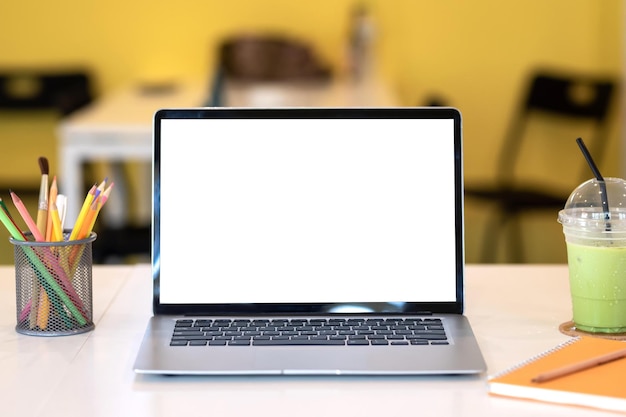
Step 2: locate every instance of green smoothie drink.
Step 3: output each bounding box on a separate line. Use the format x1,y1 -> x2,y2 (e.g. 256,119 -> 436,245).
565,242 -> 626,332
559,177 -> 626,334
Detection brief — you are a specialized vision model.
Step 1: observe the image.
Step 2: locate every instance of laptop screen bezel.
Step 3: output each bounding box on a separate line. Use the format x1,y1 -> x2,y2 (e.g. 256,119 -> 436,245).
152,107 -> 464,316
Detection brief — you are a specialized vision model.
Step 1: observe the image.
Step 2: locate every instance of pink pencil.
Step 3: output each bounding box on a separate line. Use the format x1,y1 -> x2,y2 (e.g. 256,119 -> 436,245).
10,191 -> 45,242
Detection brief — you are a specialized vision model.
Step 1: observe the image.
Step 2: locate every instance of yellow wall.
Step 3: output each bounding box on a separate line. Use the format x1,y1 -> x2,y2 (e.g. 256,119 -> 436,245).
0,0 -> 623,263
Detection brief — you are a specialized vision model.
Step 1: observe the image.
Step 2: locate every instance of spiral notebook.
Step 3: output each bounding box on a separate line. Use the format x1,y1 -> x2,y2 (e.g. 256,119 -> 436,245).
488,336 -> 626,413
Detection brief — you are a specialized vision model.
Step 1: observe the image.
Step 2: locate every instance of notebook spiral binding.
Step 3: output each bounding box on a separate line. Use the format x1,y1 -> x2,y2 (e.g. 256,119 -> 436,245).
489,337 -> 581,379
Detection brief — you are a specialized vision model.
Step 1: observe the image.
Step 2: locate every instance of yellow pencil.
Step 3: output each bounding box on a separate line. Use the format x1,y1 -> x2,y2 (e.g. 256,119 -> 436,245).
69,182 -> 113,274
77,182 -> 113,240
69,185 -> 97,241
50,202 -> 64,243
45,176 -> 58,241
77,198 -> 100,240
36,290 -> 50,329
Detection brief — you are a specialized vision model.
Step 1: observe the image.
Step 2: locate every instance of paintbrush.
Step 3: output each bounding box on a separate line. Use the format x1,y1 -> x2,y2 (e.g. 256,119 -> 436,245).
45,175 -> 58,241
36,156 -> 49,237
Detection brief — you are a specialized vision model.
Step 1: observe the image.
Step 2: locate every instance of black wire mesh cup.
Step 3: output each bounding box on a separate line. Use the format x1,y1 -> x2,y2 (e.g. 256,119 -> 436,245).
11,232 -> 96,336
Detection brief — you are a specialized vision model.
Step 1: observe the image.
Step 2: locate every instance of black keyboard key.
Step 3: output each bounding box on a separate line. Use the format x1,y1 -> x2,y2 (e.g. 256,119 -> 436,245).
173,329 -> 202,335
229,340 -> 251,346
172,335 -> 211,341
407,334 -> 448,341
347,339 -> 369,345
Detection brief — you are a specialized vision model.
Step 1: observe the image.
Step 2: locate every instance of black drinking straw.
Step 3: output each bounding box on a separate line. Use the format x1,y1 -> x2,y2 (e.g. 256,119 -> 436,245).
576,137 -> 611,228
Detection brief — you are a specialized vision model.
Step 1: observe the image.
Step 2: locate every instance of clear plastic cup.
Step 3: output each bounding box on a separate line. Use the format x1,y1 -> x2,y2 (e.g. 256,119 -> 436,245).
558,177 -> 626,333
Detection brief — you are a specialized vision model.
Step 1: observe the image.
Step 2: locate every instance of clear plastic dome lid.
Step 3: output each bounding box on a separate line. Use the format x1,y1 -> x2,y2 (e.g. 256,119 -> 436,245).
558,177 -> 626,230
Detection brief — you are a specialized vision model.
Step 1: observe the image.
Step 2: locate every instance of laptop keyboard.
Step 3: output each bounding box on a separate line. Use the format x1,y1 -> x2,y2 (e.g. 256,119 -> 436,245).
170,317 -> 449,346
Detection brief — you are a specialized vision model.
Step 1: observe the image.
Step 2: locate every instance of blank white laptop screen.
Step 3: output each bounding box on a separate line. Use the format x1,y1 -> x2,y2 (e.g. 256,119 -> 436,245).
158,117 -> 457,305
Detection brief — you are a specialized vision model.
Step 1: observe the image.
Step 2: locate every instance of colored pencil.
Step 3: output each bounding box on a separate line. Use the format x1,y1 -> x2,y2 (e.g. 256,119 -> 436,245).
69,185 -> 97,241
0,198 -> 25,240
13,187 -> 45,328
50,202 -> 64,243
11,191 -> 45,242
45,176 -> 58,241
40,174 -> 57,329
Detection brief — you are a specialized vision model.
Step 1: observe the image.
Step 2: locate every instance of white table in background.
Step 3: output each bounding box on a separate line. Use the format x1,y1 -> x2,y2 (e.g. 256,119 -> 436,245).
57,77 -> 398,227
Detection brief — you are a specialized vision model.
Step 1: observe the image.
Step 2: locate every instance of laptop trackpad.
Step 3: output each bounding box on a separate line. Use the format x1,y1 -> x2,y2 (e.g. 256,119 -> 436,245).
259,347 -> 363,374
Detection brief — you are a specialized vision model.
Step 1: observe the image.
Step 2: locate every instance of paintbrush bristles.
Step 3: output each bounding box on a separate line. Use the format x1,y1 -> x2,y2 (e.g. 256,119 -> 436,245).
38,156 -> 49,176
37,157 -> 49,231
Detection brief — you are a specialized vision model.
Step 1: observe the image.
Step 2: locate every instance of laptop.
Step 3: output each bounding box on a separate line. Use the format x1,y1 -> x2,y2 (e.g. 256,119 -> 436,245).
133,107 -> 486,375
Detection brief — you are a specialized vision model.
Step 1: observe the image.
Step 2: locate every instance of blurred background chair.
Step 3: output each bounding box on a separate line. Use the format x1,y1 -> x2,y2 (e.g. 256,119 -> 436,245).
208,34 -> 332,107
0,69 -> 93,197
464,69 -> 617,263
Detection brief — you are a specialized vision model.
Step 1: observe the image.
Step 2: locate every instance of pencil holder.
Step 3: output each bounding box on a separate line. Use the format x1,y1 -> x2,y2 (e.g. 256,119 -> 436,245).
11,231 -> 97,336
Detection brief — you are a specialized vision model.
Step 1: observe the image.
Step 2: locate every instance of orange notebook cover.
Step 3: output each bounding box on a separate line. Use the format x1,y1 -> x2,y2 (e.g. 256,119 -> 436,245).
488,336 -> 626,413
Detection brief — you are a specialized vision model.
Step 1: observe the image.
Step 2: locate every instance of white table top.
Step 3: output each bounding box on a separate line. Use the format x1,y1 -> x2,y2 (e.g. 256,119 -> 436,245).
0,264 -> 606,417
